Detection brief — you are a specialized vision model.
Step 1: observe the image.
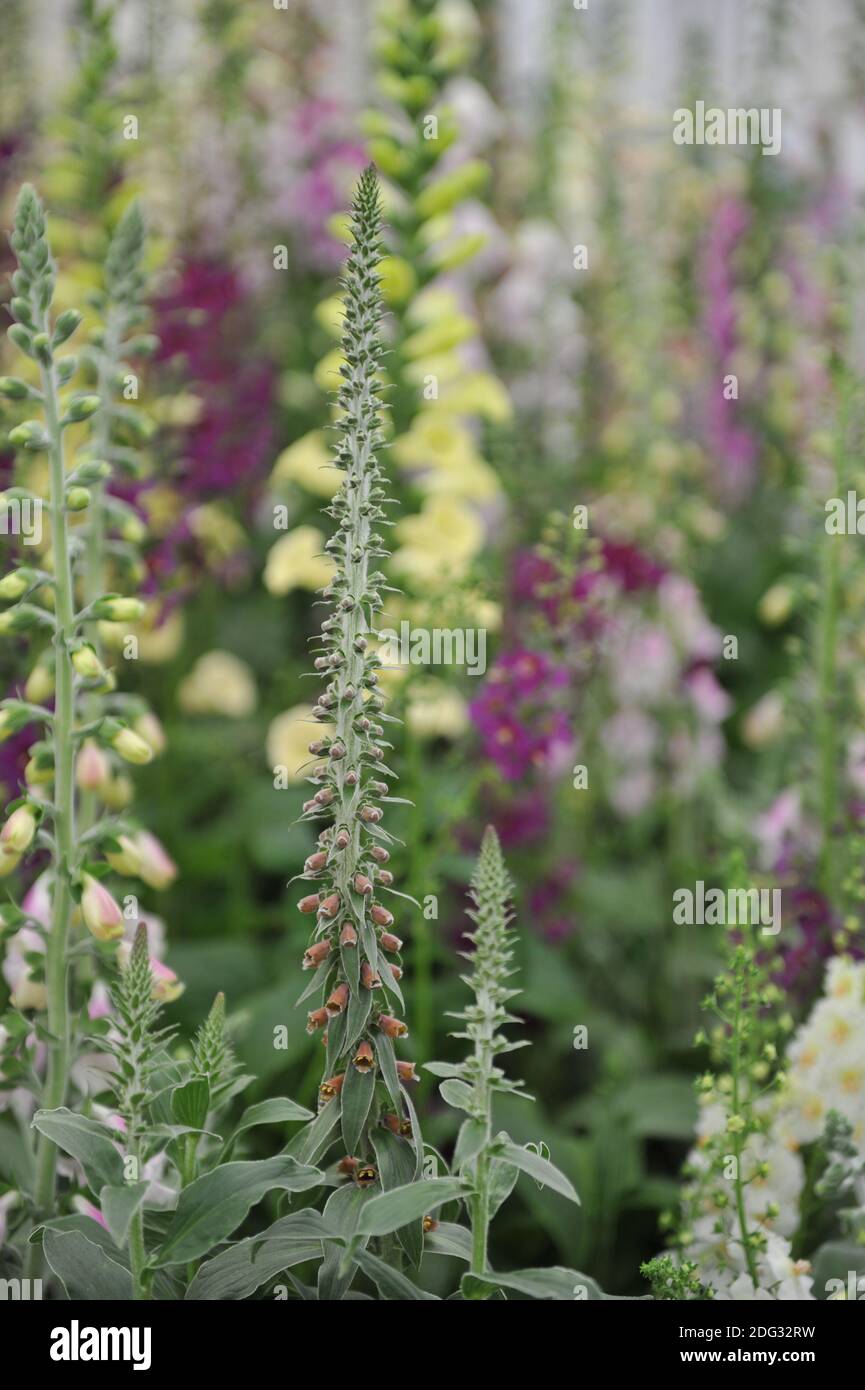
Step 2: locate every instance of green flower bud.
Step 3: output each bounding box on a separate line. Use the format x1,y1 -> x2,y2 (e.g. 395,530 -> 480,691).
71,644 -> 105,680
0,376 -> 35,400
0,568 -> 37,600
92,595 -> 145,622
64,394 -> 101,423
7,325 -> 33,355
111,726 -> 154,766
52,308 -> 83,347
65,487 -> 91,512
8,420 -> 49,451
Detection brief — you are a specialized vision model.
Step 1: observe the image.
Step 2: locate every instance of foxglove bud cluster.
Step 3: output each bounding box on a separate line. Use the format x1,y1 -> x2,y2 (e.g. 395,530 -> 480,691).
295,168 -> 419,1180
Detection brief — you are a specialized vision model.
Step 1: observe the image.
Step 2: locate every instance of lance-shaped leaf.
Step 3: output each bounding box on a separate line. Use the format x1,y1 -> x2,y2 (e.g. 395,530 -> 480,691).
32,1108 -> 124,1194
356,1177 -> 467,1238
99,1181 -> 148,1249
43,1228 -> 134,1301
492,1138 -> 580,1205
153,1155 -> 323,1266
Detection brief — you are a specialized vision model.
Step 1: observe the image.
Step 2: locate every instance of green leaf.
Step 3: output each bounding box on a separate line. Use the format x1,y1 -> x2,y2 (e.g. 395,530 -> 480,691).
353,1247 -> 439,1300
31,1108 -> 124,1194
0,1114 -> 35,1193
423,1061 -> 465,1080
99,1182 -> 148,1249
171,1075 -> 210,1131
487,1157 -> 519,1218
340,1064 -> 375,1154
287,1096 -> 342,1167
496,1140 -> 580,1204
374,1031 -> 402,1113
317,1183 -> 370,1301
461,1267 -> 638,1301
343,986 -> 372,1053
439,1078 -> 476,1113
424,1221 -> 473,1262
43,1228 -> 133,1300
356,1177 -> 466,1237
153,1155 -> 323,1266
371,1126 -> 422,1268
453,1118 -> 486,1172
223,1097 -> 315,1158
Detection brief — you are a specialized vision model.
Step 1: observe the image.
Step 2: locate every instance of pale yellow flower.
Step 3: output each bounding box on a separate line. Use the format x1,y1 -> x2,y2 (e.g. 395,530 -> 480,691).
406,678 -> 469,740
189,503 -> 247,561
271,431 -> 342,497
313,348 -> 346,393
178,650 -> 258,717
267,705 -> 333,781
264,526 -> 336,595
392,496 -> 484,585
437,371 -> 512,423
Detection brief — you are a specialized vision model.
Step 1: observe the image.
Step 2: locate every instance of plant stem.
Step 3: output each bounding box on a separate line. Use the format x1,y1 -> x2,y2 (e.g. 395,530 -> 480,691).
128,1139 -> 149,1301
469,986 -> 494,1275
730,965 -> 759,1290
29,342 -> 78,1243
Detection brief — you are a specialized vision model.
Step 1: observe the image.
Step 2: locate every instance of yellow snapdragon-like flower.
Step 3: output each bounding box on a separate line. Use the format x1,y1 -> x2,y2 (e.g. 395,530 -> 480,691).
391,495 -> 484,585
271,431 -> 342,497
405,678 -> 469,740
393,411 -> 500,501
264,526 -> 336,595
189,502 -> 247,562
266,704 -> 333,781
436,371 -> 512,424
178,650 -> 258,718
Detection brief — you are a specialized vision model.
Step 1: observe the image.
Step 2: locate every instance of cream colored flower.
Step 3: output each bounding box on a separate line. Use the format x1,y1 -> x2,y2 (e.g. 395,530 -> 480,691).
271,431 -> 342,498
392,497 -> 484,585
266,705 -> 333,782
406,679 -> 469,740
264,526 -> 336,596
178,650 -> 258,717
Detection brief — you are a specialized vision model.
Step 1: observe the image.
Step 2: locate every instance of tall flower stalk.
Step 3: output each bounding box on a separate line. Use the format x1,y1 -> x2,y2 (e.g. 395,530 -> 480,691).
1,186 -> 172,1270
295,165 -> 419,1169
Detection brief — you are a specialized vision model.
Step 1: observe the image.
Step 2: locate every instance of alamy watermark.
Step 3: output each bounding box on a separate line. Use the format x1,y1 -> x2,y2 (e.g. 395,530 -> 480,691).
673,102 -> 782,157
673,880 -> 781,936
0,496 -> 43,545
378,621 -> 487,676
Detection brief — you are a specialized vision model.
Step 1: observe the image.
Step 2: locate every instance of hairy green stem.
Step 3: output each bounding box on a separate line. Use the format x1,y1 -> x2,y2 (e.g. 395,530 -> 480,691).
730,968 -> 759,1290
28,344 -> 78,1267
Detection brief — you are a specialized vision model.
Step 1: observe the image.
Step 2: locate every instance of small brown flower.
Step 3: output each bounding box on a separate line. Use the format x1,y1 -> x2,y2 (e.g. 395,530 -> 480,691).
319,892 -> 340,917
298,893 -> 321,914
371,904 -> 394,928
303,939 -> 331,970
302,798 -> 317,813
380,932 -> 403,953
304,850 -> 328,873
354,873 -> 373,896
396,1060 -> 418,1083
376,869 -> 394,887
306,1006 -> 328,1033
359,805 -> 382,823
370,846 -> 390,864
335,828 -> 351,849
353,1039 -> 375,1072
326,983 -> 349,1016
422,1216 -> 438,1234
377,1012 -> 408,1038
338,1155 -> 359,1176
314,786 -> 334,806
339,921 -> 358,948
355,1164 -> 377,1186
319,1073 -> 345,1101
399,1119 -> 412,1136
383,1114 -> 401,1134
390,965 -> 403,981
361,961 -> 381,990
